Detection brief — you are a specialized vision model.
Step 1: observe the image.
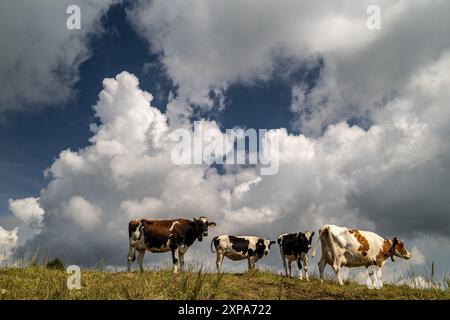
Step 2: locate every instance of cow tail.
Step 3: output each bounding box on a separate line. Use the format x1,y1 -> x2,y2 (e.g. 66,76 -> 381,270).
311,228 -> 323,257
211,236 -> 218,253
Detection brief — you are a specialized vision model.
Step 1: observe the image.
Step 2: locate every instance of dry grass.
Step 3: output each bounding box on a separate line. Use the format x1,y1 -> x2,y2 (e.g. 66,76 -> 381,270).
1,266 -> 450,300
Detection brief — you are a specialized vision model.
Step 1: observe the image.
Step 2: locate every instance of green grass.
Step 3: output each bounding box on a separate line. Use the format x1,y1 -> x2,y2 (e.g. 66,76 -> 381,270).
1,266 -> 450,300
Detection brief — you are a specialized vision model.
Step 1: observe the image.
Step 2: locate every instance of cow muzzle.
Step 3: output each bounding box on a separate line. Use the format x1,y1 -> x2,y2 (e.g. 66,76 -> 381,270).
198,235 -> 203,242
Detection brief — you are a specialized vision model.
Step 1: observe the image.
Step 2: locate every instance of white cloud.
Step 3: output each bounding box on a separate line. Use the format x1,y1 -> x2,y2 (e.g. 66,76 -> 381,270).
62,196 -> 102,232
8,197 -> 44,228
0,226 -> 17,263
4,198 -> 44,251
410,246 -> 426,266
3,198 -> 44,252
0,0 -> 115,113
128,0 -> 450,133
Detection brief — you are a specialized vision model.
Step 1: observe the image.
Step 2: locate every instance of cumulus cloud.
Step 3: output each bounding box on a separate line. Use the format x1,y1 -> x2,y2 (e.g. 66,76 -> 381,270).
0,227 -> 17,263
62,196 -> 102,232
128,0 -> 450,133
9,198 -> 44,229
0,197 -> 44,262
8,197 -> 44,243
0,0 -> 115,113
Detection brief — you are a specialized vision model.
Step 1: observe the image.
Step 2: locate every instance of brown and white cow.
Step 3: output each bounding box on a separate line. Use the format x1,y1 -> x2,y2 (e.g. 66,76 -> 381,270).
127,216 -> 216,273
311,224 -> 411,286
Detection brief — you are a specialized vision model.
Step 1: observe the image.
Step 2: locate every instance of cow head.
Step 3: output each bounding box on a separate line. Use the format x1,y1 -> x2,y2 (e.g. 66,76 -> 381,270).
193,216 -> 216,241
256,239 -> 276,257
390,237 -> 411,261
304,231 -> 315,250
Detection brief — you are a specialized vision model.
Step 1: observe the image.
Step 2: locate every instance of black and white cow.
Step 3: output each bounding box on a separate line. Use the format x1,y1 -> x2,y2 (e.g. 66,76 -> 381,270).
211,235 -> 276,273
277,231 -> 315,280
127,216 -> 216,273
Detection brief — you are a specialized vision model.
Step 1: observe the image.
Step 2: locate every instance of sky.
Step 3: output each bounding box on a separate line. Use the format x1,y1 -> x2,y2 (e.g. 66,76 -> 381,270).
0,0 -> 449,285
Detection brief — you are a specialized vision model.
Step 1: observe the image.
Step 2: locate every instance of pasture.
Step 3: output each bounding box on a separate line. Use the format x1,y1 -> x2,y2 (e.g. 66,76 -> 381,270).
1,266 -> 450,300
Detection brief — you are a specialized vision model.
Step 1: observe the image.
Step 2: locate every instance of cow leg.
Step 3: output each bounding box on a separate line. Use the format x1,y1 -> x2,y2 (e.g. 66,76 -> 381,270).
376,267 -> 383,288
318,256 -> 327,283
248,257 -> 256,271
280,250 -> 288,276
168,235 -> 179,274
178,250 -> 185,272
216,251 -> 224,273
303,262 -> 309,281
136,249 -> 145,273
287,260 -> 292,277
366,266 -> 377,286
301,253 -> 309,281
297,259 -> 303,280
318,257 -> 326,282
333,265 -> 343,285
127,244 -> 136,272
171,248 -> 179,274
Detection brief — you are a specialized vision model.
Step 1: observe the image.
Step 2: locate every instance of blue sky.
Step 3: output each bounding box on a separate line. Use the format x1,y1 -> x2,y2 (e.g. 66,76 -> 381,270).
1,1 -> 450,283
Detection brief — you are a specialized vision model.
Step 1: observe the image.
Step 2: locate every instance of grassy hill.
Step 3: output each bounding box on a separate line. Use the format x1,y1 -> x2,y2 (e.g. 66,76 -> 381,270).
1,266 -> 449,300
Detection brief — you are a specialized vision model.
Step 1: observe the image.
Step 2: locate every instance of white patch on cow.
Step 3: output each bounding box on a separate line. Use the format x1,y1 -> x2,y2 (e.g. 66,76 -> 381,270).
263,239 -> 271,255
200,217 -> 207,224
130,221 -> 142,242
129,221 -> 145,250
169,221 -> 179,231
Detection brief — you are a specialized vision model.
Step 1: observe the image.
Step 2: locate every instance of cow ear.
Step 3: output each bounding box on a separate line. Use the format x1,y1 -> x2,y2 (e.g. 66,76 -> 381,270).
208,222 -> 217,228
270,240 -> 276,245
311,231 -> 315,237
193,217 -> 198,222
393,237 -> 398,245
